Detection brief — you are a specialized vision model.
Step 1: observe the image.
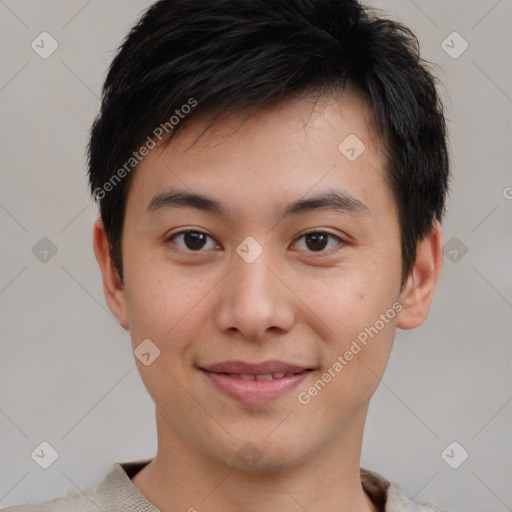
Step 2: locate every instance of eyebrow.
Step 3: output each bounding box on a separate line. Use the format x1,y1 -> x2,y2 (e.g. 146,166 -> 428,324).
146,188 -> 370,219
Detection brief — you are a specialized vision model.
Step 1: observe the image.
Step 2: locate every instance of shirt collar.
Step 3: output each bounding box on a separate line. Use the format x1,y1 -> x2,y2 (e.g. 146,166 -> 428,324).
104,460 -> 439,512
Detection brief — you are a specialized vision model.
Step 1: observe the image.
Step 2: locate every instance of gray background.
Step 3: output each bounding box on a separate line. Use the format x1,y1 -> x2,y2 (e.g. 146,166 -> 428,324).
0,1 -> 511,510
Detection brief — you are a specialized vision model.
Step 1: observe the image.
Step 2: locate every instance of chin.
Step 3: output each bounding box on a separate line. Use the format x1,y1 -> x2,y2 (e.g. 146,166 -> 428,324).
211,431 -> 313,474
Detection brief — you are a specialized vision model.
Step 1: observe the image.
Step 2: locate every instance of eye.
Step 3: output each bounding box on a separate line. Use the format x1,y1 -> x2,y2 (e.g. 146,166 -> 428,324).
167,230 -> 220,252
292,231 -> 344,253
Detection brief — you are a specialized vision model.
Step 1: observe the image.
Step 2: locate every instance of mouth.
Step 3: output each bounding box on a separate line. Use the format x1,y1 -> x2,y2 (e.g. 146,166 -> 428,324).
199,360 -> 313,405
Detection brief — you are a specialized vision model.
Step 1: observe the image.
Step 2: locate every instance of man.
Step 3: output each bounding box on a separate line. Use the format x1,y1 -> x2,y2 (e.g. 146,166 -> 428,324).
4,0 -> 452,510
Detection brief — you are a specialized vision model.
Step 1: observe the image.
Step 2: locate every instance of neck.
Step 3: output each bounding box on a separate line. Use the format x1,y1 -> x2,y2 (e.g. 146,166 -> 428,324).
131,408 -> 378,512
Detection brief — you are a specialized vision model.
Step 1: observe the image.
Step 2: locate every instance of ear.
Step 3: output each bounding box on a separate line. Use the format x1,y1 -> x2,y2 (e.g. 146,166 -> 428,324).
92,218 -> 130,330
396,220 -> 443,330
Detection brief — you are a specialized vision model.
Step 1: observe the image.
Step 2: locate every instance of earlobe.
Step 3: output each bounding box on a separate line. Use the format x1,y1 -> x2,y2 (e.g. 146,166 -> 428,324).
92,219 -> 130,330
396,220 -> 444,330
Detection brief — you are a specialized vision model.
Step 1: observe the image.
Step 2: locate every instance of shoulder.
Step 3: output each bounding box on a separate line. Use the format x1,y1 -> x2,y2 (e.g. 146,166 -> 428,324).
1,490 -> 100,512
361,468 -> 455,512
1,459 -> 156,512
386,481 -> 454,511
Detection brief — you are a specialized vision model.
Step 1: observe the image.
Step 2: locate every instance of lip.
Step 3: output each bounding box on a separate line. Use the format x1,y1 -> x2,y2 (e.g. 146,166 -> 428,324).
202,360 -> 309,375
199,360 -> 312,405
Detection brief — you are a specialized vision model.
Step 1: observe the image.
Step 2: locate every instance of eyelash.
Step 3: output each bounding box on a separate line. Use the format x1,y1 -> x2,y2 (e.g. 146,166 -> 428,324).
166,229 -> 345,255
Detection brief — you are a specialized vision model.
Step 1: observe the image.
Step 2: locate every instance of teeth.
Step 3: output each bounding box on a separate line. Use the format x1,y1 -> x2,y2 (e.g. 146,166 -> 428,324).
226,372 -> 298,380
255,374 -> 273,381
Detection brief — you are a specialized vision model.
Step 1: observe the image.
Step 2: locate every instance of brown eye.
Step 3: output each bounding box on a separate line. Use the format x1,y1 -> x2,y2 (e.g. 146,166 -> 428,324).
305,232 -> 328,251
293,231 -> 343,253
169,230 -> 218,251
183,231 -> 207,250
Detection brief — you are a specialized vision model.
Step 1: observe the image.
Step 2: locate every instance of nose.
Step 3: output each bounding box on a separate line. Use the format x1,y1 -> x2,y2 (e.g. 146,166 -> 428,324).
212,245 -> 296,343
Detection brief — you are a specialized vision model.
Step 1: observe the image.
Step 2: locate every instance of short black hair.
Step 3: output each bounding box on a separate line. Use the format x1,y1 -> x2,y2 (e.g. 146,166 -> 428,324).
88,0 -> 450,288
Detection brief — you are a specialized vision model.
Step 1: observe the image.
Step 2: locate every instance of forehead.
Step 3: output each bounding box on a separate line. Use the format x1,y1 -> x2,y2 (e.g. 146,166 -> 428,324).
125,88 -> 391,221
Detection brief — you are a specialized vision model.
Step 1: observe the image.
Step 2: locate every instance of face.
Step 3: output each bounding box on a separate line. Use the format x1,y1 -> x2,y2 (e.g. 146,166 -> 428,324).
95,90 -> 436,473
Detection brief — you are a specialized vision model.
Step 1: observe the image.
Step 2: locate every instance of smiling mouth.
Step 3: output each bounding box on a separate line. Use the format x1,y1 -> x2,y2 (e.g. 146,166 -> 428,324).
199,361 -> 312,404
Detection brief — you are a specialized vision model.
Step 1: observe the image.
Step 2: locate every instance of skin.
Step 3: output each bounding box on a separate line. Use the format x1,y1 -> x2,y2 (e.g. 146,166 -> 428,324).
93,89 -> 443,512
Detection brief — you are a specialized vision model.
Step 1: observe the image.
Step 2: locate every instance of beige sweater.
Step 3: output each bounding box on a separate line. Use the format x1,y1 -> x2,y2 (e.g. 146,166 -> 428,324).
1,459 -> 452,512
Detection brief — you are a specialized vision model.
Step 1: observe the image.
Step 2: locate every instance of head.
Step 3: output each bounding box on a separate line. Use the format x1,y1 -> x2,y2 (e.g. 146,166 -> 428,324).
90,0 -> 449,472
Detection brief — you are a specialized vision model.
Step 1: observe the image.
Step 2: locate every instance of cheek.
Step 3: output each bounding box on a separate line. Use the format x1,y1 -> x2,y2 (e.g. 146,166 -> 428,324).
329,283 -> 399,396
124,267 -> 213,409
297,265 -> 396,334
295,256 -> 400,388
124,259 -> 212,348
